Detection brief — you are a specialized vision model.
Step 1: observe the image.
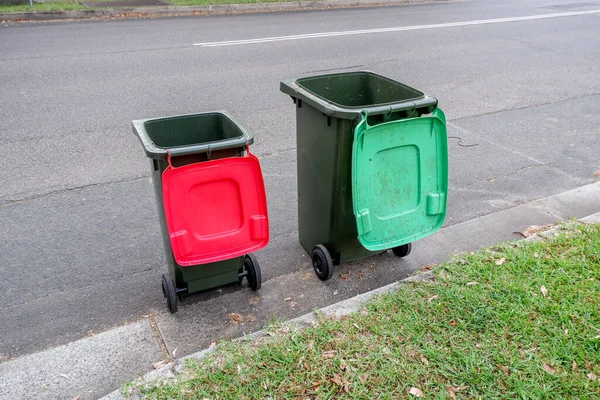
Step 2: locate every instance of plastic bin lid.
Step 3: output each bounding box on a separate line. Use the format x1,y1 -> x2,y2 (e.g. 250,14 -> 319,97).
352,108 -> 448,251
162,152 -> 269,266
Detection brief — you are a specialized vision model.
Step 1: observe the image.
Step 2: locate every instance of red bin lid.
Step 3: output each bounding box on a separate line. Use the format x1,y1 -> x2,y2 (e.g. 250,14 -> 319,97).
162,152 -> 269,266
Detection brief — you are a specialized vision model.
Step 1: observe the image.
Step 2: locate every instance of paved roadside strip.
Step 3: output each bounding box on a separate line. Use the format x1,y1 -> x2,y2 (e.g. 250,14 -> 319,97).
0,0 -> 447,22
0,182 -> 598,400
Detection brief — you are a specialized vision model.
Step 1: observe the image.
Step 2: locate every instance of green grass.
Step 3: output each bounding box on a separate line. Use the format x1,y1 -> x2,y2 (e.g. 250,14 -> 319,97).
0,0 -> 298,13
0,1 -> 88,12
129,223 -> 600,399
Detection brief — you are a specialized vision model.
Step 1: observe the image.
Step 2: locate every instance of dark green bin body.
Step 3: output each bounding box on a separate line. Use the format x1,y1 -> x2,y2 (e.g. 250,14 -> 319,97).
280,71 -> 438,264
132,111 -> 253,295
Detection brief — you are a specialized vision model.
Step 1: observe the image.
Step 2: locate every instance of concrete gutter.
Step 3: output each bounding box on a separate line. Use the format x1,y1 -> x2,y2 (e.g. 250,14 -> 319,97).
0,0 -> 447,22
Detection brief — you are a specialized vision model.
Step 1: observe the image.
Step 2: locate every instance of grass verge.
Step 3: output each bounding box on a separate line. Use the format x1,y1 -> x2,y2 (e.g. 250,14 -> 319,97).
0,1 -> 88,12
0,0 -> 299,14
129,222 -> 600,399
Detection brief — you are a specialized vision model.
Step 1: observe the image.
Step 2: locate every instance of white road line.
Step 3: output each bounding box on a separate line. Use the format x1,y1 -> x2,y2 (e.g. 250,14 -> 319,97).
193,9 -> 600,47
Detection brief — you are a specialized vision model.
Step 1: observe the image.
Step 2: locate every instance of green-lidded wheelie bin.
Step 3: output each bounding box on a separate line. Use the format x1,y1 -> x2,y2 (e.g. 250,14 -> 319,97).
132,111 -> 269,312
280,71 -> 448,280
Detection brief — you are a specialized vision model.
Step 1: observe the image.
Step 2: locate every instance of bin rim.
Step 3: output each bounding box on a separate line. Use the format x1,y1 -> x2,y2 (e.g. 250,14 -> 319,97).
280,70 -> 438,120
132,110 -> 254,160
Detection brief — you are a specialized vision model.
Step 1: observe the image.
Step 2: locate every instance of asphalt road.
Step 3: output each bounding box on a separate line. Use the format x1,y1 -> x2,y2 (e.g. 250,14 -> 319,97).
1,0 -> 599,362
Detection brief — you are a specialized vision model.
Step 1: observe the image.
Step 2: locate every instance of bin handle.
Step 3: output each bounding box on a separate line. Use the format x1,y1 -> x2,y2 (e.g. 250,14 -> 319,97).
166,140 -> 252,168
166,138 -> 250,158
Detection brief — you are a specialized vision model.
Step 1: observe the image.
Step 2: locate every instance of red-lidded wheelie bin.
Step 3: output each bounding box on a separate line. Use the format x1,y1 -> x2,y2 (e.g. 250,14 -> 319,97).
132,111 -> 269,312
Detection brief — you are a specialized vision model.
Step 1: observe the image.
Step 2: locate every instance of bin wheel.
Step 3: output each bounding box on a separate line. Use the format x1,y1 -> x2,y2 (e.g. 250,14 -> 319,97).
161,273 -> 178,313
245,254 -> 262,291
392,243 -> 412,258
312,245 -> 333,281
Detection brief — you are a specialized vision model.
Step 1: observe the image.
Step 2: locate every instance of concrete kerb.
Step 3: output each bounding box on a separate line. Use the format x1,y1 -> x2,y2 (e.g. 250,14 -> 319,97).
106,210 -> 600,399
0,0 -> 446,22
107,270 -> 436,399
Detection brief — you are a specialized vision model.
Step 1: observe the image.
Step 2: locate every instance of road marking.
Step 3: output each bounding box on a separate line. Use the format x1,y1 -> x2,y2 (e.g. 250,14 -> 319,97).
193,9 -> 600,47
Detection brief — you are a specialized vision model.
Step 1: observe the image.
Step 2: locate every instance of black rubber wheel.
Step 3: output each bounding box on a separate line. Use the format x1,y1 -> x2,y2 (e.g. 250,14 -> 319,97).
245,254 -> 262,291
161,273 -> 178,313
392,243 -> 412,258
312,245 -> 334,281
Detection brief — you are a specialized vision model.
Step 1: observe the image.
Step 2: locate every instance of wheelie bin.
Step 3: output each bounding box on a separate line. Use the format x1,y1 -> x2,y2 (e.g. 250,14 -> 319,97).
280,71 -> 447,280
132,111 -> 270,312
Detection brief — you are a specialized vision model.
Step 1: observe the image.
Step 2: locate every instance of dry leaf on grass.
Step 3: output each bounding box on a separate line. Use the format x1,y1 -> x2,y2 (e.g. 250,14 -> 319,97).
495,258 -> 506,266
331,376 -> 343,386
540,286 -> 549,299
543,363 -> 555,374
427,295 -> 439,303
450,320 -> 458,327
447,386 -> 468,400
321,350 -> 336,358
587,373 -> 599,381
466,282 -> 479,286
409,387 -> 424,397
420,356 -> 429,366
228,312 -> 244,323
572,360 -> 578,371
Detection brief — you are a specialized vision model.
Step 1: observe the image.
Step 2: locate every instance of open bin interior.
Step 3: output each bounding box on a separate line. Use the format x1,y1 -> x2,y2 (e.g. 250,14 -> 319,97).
144,112 -> 245,149
296,72 -> 425,108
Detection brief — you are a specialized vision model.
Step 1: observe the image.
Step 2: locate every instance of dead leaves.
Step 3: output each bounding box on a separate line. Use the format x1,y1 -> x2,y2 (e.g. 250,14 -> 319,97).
540,285 -> 549,299
427,295 -> 439,303
321,350 -> 336,359
409,387 -> 424,397
543,363 -> 556,375
228,312 -> 244,324
495,257 -> 506,266
420,356 -> 429,366
152,360 -> 168,369
330,374 -> 350,393
588,373 -> 600,382
249,296 -> 260,305
447,385 -> 468,400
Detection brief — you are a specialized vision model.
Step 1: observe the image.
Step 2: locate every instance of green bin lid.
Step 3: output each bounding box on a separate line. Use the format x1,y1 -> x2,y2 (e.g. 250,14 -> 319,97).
352,108 -> 448,251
